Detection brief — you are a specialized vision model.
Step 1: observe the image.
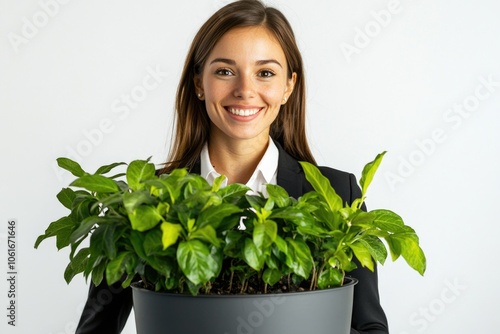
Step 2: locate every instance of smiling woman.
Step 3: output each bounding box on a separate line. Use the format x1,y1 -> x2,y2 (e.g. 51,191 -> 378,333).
74,1 -> 389,333
162,0 -> 314,178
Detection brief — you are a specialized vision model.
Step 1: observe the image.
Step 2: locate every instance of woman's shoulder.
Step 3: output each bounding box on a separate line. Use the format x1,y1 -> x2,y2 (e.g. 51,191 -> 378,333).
316,165 -> 355,181
314,165 -> 360,205
276,142 -> 360,203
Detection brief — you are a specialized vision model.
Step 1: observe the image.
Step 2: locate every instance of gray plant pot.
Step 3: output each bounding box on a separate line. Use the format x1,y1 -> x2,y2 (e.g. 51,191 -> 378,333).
131,277 -> 357,334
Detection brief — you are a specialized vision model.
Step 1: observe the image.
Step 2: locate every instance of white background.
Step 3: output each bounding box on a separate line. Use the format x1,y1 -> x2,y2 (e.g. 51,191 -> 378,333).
1,0 -> 499,333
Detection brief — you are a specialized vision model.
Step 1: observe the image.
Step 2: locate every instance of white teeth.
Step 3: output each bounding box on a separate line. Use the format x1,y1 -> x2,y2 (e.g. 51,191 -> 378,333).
228,108 -> 260,116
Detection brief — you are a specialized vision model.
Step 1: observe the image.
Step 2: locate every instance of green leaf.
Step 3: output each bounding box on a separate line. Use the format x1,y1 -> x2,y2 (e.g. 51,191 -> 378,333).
57,157 -> 86,177
351,211 -> 376,227
123,191 -> 156,214
385,235 -> 402,261
245,195 -> 267,211
91,192 -> 123,213
217,183 -> 251,201
390,233 -> 426,275
71,175 -> 120,193
271,206 -> 314,224
101,224 -> 118,259
161,222 -> 183,250
318,267 -> 343,289
69,233 -> 88,260
160,169 -> 188,201
187,218 -> 195,232
266,184 -> 291,208
266,253 -> 280,269
34,216 -> 76,250
224,231 -> 244,257
146,254 -> 176,277
94,162 -> 127,175
84,244 -> 102,278
144,229 -> 164,256
372,209 -> 410,233
56,188 -> 76,210
181,174 -> 211,196
70,195 -> 96,222
129,206 -> 163,232
196,203 -> 241,229
243,238 -> 265,271
129,230 -> 147,260
299,161 -> 342,212
331,248 -> 356,271
274,235 -> 288,254
349,241 -> 374,271
121,273 -> 136,288
91,260 -> 107,286
127,159 -> 156,191
56,225 -> 76,250
263,198 -> 275,212
64,247 -> 90,284
359,151 -> 386,196
201,192 -> 224,211
286,238 -> 313,279
273,206 -> 327,237
263,268 -> 282,286
190,225 -> 220,247
253,220 -> 277,250
70,216 -> 107,243
357,236 -> 388,265
211,175 -> 226,192
106,251 -> 135,285
177,240 -> 219,285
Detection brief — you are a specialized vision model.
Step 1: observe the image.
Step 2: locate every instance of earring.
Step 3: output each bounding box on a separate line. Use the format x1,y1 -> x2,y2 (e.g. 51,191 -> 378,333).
282,97 -> 287,103
197,93 -> 204,99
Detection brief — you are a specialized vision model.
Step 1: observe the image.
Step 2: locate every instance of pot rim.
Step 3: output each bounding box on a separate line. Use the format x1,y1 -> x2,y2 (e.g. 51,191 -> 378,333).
131,276 -> 358,299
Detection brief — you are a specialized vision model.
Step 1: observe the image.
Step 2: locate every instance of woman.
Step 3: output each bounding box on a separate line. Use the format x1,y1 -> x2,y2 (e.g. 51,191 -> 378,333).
76,1 -> 389,333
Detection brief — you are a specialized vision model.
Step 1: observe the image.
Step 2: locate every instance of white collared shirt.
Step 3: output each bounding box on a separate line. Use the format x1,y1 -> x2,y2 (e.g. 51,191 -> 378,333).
200,138 -> 279,197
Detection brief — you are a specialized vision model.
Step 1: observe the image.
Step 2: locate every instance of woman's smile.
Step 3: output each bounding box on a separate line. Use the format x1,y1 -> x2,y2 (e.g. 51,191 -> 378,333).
225,106 -> 262,117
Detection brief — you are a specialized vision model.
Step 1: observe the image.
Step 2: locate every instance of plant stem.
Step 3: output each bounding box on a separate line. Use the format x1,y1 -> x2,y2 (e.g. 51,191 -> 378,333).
314,261 -> 328,289
204,282 -> 212,294
240,278 -> 246,294
228,270 -> 234,293
309,261 -> 317,291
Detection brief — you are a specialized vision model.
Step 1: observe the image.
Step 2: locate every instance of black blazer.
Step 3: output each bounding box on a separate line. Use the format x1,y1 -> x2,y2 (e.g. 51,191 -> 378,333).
76,144 -> 389,334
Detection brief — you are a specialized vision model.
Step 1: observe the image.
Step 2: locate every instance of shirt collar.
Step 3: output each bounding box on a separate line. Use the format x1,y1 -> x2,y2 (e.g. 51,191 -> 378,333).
200,143 -> 215,182
200,138 -> 279,189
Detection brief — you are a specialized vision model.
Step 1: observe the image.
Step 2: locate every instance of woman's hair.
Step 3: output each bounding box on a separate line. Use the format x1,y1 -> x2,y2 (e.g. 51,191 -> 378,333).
162,0 -> 316,173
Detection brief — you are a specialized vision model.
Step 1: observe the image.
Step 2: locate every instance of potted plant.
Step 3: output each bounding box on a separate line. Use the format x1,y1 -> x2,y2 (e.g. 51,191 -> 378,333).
35,152 -> 425,334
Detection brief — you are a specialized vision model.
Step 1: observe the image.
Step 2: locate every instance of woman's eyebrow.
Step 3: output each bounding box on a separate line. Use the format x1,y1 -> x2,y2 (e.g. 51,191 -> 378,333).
209,58 -> 283,68
255,59 -> 283,68
210,57 -> 236,65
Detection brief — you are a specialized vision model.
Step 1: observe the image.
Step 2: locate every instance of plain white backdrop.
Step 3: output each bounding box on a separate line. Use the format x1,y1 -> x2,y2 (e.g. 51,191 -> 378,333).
1,0 -> 499,333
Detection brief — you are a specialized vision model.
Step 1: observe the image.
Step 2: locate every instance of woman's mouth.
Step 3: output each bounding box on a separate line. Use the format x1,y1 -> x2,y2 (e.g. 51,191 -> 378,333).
226,107 -> 261,117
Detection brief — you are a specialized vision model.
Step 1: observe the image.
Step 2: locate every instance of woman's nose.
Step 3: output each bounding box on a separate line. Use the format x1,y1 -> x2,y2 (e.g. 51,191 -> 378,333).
233,73 -> 256,99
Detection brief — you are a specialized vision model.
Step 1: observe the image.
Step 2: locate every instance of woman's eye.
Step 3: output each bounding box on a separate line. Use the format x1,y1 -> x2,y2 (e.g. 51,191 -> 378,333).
215,68 -> 233,76
258,70 -> 275,78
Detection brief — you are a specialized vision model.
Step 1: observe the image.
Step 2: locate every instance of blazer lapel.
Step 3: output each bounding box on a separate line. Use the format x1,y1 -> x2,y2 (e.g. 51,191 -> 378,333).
275,141 -> 305,199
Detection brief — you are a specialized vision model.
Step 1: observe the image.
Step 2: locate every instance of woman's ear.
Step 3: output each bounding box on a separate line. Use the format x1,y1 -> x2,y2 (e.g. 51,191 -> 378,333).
194,75 -> 204,100
282,72 -> 297,104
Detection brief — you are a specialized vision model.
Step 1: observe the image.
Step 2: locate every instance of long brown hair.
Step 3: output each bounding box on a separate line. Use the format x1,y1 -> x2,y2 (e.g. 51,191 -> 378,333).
161,0 -> 316,173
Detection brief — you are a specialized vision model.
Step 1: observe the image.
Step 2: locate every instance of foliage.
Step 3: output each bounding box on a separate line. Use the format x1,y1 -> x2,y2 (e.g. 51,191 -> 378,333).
35,152 -> 426,295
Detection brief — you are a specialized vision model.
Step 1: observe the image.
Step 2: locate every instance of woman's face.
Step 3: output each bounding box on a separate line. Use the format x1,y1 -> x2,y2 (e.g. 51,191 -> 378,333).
195,26 -> 296,145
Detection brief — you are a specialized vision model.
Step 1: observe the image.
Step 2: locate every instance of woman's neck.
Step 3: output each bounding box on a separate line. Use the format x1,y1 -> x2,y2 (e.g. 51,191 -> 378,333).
208,135 -> 269,184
